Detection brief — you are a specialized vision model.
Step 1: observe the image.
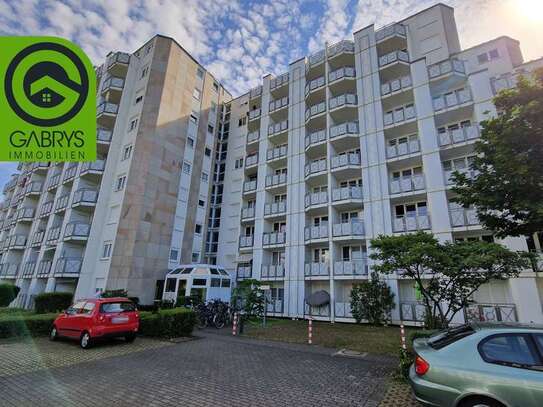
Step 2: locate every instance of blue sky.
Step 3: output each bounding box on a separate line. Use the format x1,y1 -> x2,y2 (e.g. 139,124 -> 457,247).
1,0 -> 542,186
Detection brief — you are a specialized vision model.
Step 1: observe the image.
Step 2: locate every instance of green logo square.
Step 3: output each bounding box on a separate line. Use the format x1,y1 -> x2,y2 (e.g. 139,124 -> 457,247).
0,36 -> 96,162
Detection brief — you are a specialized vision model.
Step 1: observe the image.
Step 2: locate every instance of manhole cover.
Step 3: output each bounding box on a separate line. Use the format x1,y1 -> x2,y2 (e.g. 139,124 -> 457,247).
333,348 -> 368,358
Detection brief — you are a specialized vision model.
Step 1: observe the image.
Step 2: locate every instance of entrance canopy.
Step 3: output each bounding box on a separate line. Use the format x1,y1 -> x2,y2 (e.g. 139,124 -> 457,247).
163,264 -> 232,303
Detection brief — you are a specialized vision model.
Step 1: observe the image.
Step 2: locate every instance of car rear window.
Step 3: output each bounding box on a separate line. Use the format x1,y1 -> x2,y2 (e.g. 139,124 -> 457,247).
479,334 -> 540,369
100,302 -> 135,313
428,324 -> 475,349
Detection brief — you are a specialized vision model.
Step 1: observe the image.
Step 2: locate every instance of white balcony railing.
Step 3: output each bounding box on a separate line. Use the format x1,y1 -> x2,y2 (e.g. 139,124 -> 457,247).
239,235 -> 254,248
55,257 -> 83,276
269,96 -> 289,112
305,101 -> 326,121
64,222 -> 91,239
328,66 -> 355,82
237,265 -> 252,280
329,121 -> 358,139
393,215 -> 431,232
248,108 -> 261,120
400,302 -> 426,322
387,138 -> 420,158
63,164 -> 78,181
97,129 -> 113,143
269,73 -> 289,90
449,206 -> 479,227
327,40 -> 354,57
72,189 -> 98,206
304,262 -> 329,277
305,76 -> 325,95
48,173 -> 61,189
433,88 -> 472,111
381,75 -> 412,96
375,23 -> 406,42
334,260 -> 368,276
243,180 -> 257,193
247,130 -> 260,144
22,261 -> 36,277
331,152 -> 361,169
107,51 -> 130,67
329,93 -> 357,110
389,174 -> 425,194
25,181 -> 43,195
384,104 -> 416,126
332,186 -> 363,202
379,50 -> 409,67
249,85 -> 262,99
308,50 -> 325,67
37,260 -> 52,276
304,224 -> 329,241
305,191 -> 328,208
428,59 -> 466,79
266,145 -> 287,161
438,125 -> 480,147
96,102 -> 119,116
464,303 -> 517,323
55,194 -> 70,211
335,302 -> 353,318
47,226 -> 61,242
264,201 -> 287,216
80,160 -> 106,174
102,76 -> 124,92
305,158 -> 327,177
241,207 -> 255,219
332,221 -> 365,238
16,207 -> 35,221
262,231 -> 286,246
444,168 -> 478,186
268,119 -> 288,136
245,153 -> 258,167
261,264 -> 285,278
265,173 -> 287,188
305,129 -> 327,148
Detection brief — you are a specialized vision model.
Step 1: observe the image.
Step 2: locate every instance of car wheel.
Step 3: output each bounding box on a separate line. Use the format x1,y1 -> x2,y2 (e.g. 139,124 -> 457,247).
49,326 -> 58,341
125,334 -> 136,343
80,332 -> 92,349
459,396 -> 505,407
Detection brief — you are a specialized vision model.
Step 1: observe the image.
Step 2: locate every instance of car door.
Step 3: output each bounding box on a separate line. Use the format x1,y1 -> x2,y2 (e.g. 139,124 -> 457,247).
57,301 -> 86,337
78,301 -> 97,335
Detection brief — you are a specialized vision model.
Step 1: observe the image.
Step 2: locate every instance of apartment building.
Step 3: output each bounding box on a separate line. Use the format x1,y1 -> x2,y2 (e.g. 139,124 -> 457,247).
1,4 -> 542,324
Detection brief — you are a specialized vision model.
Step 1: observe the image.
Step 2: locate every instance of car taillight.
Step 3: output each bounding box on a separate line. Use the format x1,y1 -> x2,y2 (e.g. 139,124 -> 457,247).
415,355 -> 430,376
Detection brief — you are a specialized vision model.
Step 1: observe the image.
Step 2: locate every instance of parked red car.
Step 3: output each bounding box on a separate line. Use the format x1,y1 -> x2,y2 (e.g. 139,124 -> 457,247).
50,297 -> 139,349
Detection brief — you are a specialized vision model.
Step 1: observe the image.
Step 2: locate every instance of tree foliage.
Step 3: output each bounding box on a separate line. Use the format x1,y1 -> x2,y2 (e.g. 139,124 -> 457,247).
370,232 -> 527,329
452,68 -> 543,237
0,284 -> 20,307
350,272 -> 395,325
231,279 -> 264,319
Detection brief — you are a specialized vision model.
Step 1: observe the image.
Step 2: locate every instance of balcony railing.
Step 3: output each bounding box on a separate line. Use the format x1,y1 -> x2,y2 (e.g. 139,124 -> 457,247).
64,222 -> 91,239
400,302 -> 426,322
47,226 -> 61,242
393,215 -> 431,232
237,265 -> 253,280
305,303 -> 330,317
331,152 -> 361,169
266,145 -> 287,161
96,102 -> 119,116
247,130 -> 260,144
22,261 -> 36,277
39,200 -> 53,217
107,51 -> 130,67
7,234 -> 27,249
390,174 -> 425,194
270,73 -> 289,90
384,104 -> 416,126
16,207 -> 35,221
245,153 -> 258,168
55,257 -> 83,276
332,186 -> 363,202
37,260 -> 52,277
248,108 -> 261,120
330,121 -> 358,139
48,173 -> 61,189
304,158 -> 327,177
305,129 -> 327,148
239,235 -> 254,248
464,303 -> 518,323
268,119 -> 288,136
307,49 -> 325,66
31,230 -> 44,246
72,189 -> 98,206
433,88 -> 472,111
262,231 -> 286,246
305,76 -> 325,95
269,96 -> 289,112
305,191 -> 328,208
327,40 -> 354,57
80,160 -> 106,175
31,162 -> 49,171
305,101 -> 326,121
329,93 -> 357,110
243,180 -> 257,193
102,76 -> 124,92
438,125 -> 479,147
334,259 -> 368,276
266,298 -> 284,314
387,138 -> 420,158
381,75 -> 412,96
328,66 -> 355,82
261,264 -> 285,278
55,194 -> 70,211
304,262 -> 329,277
428,59 -> 465,79
304,224 -> 328,241
332,221 -> 365,238
63,164 -> 78,181
25,181 -> 43,195
265,173 -> 287,188
241,207 -> 255,219
0,263 -> 19,277
249,85 -> 262,99
379,50 -> 409,67
264,201 -> 287,216
449,207 -> 479,227
375,23 -> 406,42
444,168 -> 478,186
335,302 -> 353,318
97,129 -> 113,143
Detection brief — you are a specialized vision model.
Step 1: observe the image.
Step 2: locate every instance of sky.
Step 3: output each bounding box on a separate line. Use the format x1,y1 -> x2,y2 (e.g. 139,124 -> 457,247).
0,0 -> 542,186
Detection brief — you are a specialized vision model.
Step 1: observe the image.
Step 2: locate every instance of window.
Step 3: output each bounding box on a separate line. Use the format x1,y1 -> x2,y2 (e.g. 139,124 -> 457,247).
182,162 -> 191,174
195,224 -> 202,234
187,137 -> 194,148
193,278 -> 206,286
477,53 -> 489,64
213,81 -> 219,92
122,145 -> 133,161
489,48 -> 500,60
102,242 -> 112,259
129,118 -> 138,131
205,147 -> 211,157
169,249 -> 179,261
66,301 -> 86,315
135,95 -> 143,104
238,117 -> 247,127
477,49 -> 500,65
479,334 -> 539,368
221,279 -> 231,288
428,324 -> 475,349
235,158 -> 244,169
100,302 -> 136,313
207,124 -> 214,134
211,278 -> 221,287
81,302 -> 95,315
197,67 -> 204,79
116,175 -> 126,191
198,199 -> 205,207
193,88 -> 201,100
165,278 -> 177,292
192,252 -> 200,262
202,172 -> 209,182
190,113 -> 198,124
141,66 -> 149,78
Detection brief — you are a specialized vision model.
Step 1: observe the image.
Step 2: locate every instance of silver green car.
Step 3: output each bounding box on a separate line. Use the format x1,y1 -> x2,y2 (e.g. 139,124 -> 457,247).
409,323 -> 543,407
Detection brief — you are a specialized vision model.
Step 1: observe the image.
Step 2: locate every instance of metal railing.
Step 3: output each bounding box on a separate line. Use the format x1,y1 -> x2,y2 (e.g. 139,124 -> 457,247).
444,168 -> 478,185
393,215 -> 431,232
400,302 -> 426,322
262,231 -> 286,246
243,180 -> 257,193
305,129 -> 327,148
264,201 -> 287,216
304,262 -> 329,276
328,66 -> 355,82
379,50 -> 409,67
332,221 -> 365,237
428,59 -> 465,79
305,303 -> 330,317
332,186 -> 363,202
47,226 -> 61,242
249,85 -> 262,99
304,158 -> 327,177
449,207 -> 479,227
387,138 -> 420,158
381,75 -> 412,96
334,260 -> 368,276
266,299 -> 284,314
22,261 -> 36,277
305,191 -> 328,207
266,145 -> 287,161
438,125 -> 479,146
55,194 -> 70,211
329,93 -> 357,110
248,108 -> 261,120
269,73 -> 289,90
331,152 -> 361,169
97,129 -> 113,143
330,121 -> 358,139
239,235 -> 254,248
307,49 -> 325,66
269,96 -> 289,112
31,230 -> 44,246
265,173 -> 287,187
7,234 -> 27,249
241,207 -> 255,219
335,302 -> 353,318
268,119 -> 288,136
384,104 -> 416,126
25,181 -> 43,195
97,102 -> 119,115
80,160 -> 106,174
102,76 -> 124,92
0,263 -> 19,278
63,164 -> 78,181
261,264 -> 285,278
305,101 -> 326,121
433,88 -> 472,111
16,207 -> 35,221
64,222 -> 91,239
107,51 -> 130,67
48,173 -> 61,189
375,23 -> 406,42
37,260 -> 52,277
464,303 -> 518,323
390,174 -> 425,194
72,189 -> 98,206
237,265 -> 253,280
55,257 -> 83,276
247,130 -> 260,144
304,224 -> 329,241
245,153 -> 258,167
305,75 -> 325,95
327,40 -> 354,57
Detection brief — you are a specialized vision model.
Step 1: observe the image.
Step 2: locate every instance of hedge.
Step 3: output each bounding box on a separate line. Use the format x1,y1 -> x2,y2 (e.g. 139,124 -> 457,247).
409,329 -> 439,343
0,284 -> 20,307
139,308 -> 196,338
0,312 -> 57,338
34,292 -> 73,314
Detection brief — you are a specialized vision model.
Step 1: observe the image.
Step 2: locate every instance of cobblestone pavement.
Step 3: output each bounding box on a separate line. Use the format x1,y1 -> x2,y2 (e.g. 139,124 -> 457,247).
0,331 -> 400,407
379,380 -> 421,407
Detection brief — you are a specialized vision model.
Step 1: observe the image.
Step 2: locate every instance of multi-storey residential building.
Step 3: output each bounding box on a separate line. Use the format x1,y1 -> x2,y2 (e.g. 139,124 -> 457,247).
1,4 -> 542,324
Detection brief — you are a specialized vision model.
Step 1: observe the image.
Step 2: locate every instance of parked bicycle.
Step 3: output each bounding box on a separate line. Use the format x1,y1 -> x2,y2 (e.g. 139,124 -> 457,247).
194,300 -> 232,329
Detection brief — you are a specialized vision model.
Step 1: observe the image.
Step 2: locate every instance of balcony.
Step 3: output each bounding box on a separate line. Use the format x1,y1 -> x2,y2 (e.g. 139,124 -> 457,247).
55,194 -> 70,212
387,138 -> 420,159
243,180 -> 257,194
47,226 -> 61,243
63,164 -> 78,182
332,221 -> 365,239
328,66 -> 355,83
269,96 -> 288,113
249,85 -> 262,99
97,128 -> 112,144
22,261 -> 36,277
304,158 -> 327,178
268,119 -> 288,137
305,129 -> 327,149
3,177 -> 17,193
307,49 -> 325,68
237,265 -> 252,280
245,153 -> 258,168
25,181 -> 43,195
433,88 -> 472,112
304,224 -> 329,242
264,201 -> 287,217
375,23 -> 406,43
334,260 -> 368,276
393,215 -> 431,232
329,121 -> 359,140
39,200 -> 53,217
106,51 -> 130,74
305,101 -> 326,121
80,160 -> 106,176
248,108 -> 261,121
444,168 -> 478,186
464,303 -> 517,323
265,173 -> 287,189
332,186 -> 363,203
48,173 -> 61,190
304,262 -> 329,277
247,130 -> 260,145
31,162 -> 49,172
329,93 -> 357,111
0,263 -> 19,278
16,207 -> 35,222
7,234 -> 27,249
63,222 -> 91,241
54,257 -> 83,277
390,174 -> 425,194
37,260 -> 52,277
331,152 -> 361,170
72,189 -> 98,208
305,191 -> 328,208
384,104 -> 416,127
438,125 -> 479,147
335,302 -> 353,318
449,206 -> 479,227
378,50 -> 409,68
269,73 -> 289,91
30,230 -> 44,246
266,145 -> 287,162
400,302 -> 426,322
266,298 -> 284,314
428,59 -> 466,81
327,40 -> 354,58
241,207 -> 255,220
96,102 -> 119,117
381,75 -> 412,97
239,235 -> 254,249
305,303 -> 330,317
101,76 -> 124,94
262,231 -> 286,246
261,264 -> 285,278
305,75 -> 325,96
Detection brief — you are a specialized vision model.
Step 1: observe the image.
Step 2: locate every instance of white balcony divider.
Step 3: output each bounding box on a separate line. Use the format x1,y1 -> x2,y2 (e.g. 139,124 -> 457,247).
305,129 -> 327,148
265,172 -> 287,187
304,262 -> 329,276
262,231 -> 286,246
305,191 -> 328,207
390,174 -> 425,194
304,223 -> 329,241
304,158 -> 327,177
393,215 -> 431,232
332,186 -> 363,201
331,152 -> 361,169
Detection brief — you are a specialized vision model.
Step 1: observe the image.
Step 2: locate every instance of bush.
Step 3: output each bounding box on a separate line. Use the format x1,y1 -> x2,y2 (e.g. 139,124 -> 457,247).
101,289 -> 128,298
176,295 -> 200,308
409,329 -> 439,343
399,347 -> 414,380
139,308 -> 196,338
0,312 -> 57,338
34,292 -> 73,314
0,284 -> 20,307
350,272 -> 395,325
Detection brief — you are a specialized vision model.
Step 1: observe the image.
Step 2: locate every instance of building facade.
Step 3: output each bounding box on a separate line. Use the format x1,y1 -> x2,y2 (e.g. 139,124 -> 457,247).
1,4 -> 542,324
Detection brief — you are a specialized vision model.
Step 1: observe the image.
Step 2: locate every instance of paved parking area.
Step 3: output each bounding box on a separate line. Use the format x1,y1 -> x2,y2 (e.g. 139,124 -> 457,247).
0,331 -> 399,406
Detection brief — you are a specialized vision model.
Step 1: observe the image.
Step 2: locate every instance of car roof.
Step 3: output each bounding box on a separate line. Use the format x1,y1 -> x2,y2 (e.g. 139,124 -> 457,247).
470,322 -> 543,331
85,297 -> 133,303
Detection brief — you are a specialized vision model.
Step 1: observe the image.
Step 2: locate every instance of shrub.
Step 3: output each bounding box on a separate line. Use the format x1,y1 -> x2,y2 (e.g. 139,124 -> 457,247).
0,312 -> 57,338
34,292 -> 73,314
139,308 -> 196,338
101,289 -> 128,298
410,329 -> 439,343
350,272 -> 395,325
176,295 -> 200,308
0,284 -> 20,307
398,347 -> 414,380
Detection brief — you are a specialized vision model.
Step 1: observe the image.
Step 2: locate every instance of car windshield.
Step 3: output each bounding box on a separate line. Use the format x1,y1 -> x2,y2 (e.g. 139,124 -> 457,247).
99,302 -> 135,313
428,324 -> 475,349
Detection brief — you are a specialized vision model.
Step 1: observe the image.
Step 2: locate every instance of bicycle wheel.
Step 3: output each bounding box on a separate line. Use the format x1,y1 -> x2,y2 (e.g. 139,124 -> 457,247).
213,313 -> 226,329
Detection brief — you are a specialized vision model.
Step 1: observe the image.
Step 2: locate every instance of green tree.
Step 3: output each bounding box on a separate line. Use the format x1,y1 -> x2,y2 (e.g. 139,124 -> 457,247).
350,272 -> 395,325
452,68 -> 543,238
231,279 -> 264,319
0,284 -> 20,307
370,232 -> 527,329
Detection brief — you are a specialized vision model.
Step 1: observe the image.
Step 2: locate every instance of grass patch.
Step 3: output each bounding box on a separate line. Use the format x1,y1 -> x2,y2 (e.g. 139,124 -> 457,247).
242,318 -> 419,356
0,308 -> 35,318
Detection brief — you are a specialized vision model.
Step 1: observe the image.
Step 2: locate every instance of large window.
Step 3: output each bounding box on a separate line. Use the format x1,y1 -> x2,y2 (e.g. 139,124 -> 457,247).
165,278 -> 177,293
